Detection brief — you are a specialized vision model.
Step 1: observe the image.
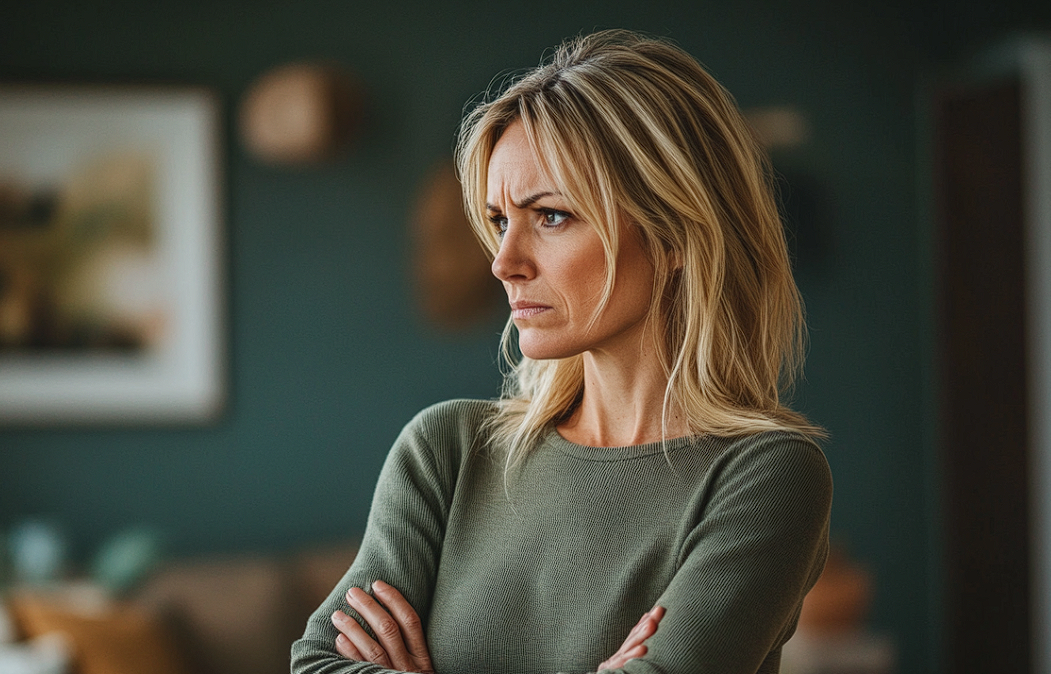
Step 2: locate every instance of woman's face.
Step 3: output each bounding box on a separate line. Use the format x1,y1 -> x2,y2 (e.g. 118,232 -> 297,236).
486,121 -> 656,362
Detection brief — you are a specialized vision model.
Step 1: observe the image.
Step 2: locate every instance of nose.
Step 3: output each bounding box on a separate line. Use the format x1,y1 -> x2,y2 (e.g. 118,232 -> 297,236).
491,223 -> 535,283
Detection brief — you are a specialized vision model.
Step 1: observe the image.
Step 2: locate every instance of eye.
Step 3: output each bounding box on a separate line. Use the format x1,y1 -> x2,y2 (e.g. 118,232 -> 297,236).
540,208 -> 571,228
487,213 -> 508,236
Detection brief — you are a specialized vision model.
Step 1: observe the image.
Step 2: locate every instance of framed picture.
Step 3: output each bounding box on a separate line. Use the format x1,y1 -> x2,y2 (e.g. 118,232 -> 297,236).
0,86 -> 224,423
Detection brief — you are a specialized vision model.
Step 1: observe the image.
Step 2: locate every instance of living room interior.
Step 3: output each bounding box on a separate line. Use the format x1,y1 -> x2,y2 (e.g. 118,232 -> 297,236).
1,1 -> 1050,673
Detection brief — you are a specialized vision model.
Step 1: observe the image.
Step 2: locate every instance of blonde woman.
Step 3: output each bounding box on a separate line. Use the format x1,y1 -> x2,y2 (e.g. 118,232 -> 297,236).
292,29 -> 832,674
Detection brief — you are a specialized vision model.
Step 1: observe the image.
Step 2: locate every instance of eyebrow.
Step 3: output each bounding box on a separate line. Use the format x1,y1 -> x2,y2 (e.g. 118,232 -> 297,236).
486,191 -> 562,212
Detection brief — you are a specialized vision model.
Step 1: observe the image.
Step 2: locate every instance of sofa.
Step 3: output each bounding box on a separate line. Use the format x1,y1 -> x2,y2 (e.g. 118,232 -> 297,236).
5,542 -> 358,674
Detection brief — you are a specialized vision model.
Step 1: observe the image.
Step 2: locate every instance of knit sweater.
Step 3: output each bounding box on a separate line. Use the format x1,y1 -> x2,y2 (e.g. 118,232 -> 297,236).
291,399 -> 832,674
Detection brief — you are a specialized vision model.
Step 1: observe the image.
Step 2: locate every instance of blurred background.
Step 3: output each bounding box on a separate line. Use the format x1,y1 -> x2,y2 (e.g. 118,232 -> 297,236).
2,1 -> 1051,673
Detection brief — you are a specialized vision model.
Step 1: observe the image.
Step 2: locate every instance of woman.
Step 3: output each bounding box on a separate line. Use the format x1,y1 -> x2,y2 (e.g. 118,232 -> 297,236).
292,29 -> 832,674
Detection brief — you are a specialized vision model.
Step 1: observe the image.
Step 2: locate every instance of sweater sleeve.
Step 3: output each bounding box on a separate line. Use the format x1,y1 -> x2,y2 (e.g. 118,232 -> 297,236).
293,416 -> 830,674
610,435 -> 833,674
290,401 -> 471,674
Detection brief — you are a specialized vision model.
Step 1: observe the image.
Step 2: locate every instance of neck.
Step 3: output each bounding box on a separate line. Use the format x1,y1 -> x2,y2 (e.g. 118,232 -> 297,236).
556,338 -> 687,447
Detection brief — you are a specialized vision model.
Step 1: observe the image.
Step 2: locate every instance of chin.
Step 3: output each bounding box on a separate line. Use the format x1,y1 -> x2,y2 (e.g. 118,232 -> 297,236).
517,337 -> 578,361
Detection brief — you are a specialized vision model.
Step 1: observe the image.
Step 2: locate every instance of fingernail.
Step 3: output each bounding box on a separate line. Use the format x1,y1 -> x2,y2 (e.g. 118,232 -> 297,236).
372,579 -> 387,591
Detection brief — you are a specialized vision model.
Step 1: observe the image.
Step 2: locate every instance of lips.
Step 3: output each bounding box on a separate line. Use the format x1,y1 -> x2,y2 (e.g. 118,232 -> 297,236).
509,301 -> 551,320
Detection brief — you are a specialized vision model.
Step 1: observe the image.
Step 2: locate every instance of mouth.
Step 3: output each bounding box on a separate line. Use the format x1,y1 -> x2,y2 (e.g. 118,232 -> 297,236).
509,301 -> 551,320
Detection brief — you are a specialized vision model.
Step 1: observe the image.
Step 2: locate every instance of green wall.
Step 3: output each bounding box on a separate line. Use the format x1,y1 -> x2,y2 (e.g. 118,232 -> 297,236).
2,2 -> 1048,672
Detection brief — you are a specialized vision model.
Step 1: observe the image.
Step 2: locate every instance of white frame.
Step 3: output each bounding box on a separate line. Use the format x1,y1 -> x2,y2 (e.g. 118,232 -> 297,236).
0,86 -> 224,423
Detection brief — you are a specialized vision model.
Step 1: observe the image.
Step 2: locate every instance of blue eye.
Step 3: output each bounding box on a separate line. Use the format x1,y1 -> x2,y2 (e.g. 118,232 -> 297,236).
487,213 -> 508,236
541,209 -> 570,227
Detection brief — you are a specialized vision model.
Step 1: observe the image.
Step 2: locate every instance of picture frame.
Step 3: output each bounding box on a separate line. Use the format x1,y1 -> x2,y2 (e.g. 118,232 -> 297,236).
0,86 -> 224,424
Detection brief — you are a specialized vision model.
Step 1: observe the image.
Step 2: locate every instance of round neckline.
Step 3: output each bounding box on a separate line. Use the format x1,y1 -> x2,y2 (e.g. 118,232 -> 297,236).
543,428 -> 702,461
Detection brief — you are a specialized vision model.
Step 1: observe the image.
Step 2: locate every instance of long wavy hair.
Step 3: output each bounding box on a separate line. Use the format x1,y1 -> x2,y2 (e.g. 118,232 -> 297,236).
456,30 -> 824,459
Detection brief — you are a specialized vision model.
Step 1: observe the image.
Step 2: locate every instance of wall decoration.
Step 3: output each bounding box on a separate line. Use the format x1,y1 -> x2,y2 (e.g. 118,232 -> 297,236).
410,162 -> 502,330
239,62 -> 363,165
0,86 -> 224,423
744,104 -> 832,273
744,105 -> 810,150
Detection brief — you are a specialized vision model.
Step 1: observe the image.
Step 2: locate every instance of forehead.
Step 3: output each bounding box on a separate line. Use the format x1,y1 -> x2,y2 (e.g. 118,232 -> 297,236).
486,121 -> 555,202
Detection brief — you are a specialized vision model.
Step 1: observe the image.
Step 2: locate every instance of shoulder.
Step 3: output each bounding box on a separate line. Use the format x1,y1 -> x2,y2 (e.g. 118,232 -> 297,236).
712,430 -> 828,473
674,430 -> 829,482
374,400 -> 499,504
401,398 -> 499,441
391,398 -> 499,466
675,431 -> 831,564
706,430 -> 833,516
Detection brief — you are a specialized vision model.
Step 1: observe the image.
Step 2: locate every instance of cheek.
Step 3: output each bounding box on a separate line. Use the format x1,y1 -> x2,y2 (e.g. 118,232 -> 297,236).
613,251 -> 657,315
567,246 -> 610,295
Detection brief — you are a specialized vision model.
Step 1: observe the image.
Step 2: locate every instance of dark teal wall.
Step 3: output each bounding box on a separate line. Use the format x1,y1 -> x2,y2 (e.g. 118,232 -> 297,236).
2,2 -> 1048,673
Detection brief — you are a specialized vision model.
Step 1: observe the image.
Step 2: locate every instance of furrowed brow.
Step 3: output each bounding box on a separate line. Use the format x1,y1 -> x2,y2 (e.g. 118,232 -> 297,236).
487,192 -> 563,213
514,192 -> 560,209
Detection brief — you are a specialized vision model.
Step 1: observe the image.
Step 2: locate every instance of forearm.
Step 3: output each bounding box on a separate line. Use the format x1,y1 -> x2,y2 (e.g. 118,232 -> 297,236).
292,562 -> 435,674
613,438 -> 832,674
292,637 -> 391,674
292,403 -> 475,674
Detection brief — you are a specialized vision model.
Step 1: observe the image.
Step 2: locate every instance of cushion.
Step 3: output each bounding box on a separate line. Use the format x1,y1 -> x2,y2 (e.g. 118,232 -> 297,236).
9,589 -> 193,674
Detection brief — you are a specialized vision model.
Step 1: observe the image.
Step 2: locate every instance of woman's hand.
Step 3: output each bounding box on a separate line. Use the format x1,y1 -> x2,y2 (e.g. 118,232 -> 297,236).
330,580 -> 435,673
597,606 -> 665,672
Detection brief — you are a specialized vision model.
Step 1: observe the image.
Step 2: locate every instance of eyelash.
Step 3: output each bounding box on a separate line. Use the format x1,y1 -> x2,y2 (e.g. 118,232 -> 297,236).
487,214 -> 509,235
539,208 -> 571,227
486,208 -> 571,235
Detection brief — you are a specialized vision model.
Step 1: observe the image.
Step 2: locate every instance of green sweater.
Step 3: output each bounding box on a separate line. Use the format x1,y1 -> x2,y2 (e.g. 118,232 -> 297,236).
292,399 -> 832,674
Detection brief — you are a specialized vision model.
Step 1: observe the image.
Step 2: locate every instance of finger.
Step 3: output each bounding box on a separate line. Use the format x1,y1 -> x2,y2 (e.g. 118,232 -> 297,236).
635,612 -> 659,641
619,644 -> 648,665
598,607 -> 665,671
599,644 -> 647,671
623,609 -> 660,649
331,610 -> 388,665
629,606 -> 665,643
347,586 -> 411,669
372,581 -> 432,662
331,610 -> 364,644
332,605 -> 392,668
334,632 -> 364,660
619,644 -> 649,667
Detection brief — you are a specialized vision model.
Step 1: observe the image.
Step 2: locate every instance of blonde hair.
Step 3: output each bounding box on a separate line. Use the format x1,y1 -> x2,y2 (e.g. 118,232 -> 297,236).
456,30 -> 824,458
